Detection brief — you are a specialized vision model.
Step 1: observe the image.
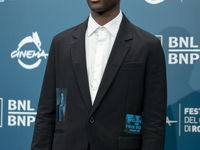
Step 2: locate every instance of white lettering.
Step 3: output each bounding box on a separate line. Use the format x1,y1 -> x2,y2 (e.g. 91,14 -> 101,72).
185,108 -> 189,115
184,108 -> 200,115
192,125 -> 197,132
169,36 -> 199,48
169,37 -> 178,48
27,116 -> 35,126
169,53 -> 178,64
17,116 -> 26,126
8,115 -> 36,126
185,116 -> 189,123
190,37 -> 198,48
8,100 -> 17,110
179,53 -> 188,64
8,115 -> 16,126
168,53 -> 200,64
184,125 -> 191,132
180,37 -> 189,48
184,116 -> 198,124
11,50 -> 48,59
27,100 -> 34,111
8,100 -> 35,111
26,50 -> 35,59
190,53 -> 199,64
18,100 -> 26,111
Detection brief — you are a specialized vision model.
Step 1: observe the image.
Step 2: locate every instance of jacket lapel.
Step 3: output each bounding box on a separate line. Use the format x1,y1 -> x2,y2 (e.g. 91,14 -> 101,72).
89,15 -> 133,117
70,19 -> 92,113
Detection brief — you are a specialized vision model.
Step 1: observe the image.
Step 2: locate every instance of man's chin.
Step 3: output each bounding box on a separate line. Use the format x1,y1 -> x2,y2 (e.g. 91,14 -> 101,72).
92,9 -> 105,14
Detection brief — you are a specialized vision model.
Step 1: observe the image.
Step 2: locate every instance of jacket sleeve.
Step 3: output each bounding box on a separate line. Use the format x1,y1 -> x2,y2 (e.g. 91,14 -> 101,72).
141,39 -> 167,150
31,38 -> 56,150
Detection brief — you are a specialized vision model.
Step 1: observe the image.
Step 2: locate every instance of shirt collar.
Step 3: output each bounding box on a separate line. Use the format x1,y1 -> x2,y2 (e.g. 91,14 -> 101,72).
87,10 -> 123,37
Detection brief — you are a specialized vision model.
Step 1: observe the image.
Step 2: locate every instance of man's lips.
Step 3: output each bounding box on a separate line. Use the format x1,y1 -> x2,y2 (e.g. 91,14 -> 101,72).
90,0 -> 100,2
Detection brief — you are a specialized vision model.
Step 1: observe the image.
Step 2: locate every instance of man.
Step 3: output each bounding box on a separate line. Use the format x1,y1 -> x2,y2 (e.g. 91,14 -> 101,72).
31,0 -> 167,150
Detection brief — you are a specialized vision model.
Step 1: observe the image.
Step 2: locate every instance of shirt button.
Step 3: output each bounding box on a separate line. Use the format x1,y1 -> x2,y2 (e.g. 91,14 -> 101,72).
89,117 -> 95,124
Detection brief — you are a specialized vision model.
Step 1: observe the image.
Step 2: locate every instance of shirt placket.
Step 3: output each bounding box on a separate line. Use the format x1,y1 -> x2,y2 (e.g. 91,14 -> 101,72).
91,27 -> 107,103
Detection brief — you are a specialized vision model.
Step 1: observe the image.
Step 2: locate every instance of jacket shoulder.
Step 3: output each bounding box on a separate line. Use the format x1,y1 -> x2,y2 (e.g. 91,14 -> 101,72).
52,20 -> 86,44
130,23 -> 160,44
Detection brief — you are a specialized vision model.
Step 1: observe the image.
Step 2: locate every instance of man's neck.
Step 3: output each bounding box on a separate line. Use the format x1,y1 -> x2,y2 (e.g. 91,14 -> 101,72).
91,9 -> 120,26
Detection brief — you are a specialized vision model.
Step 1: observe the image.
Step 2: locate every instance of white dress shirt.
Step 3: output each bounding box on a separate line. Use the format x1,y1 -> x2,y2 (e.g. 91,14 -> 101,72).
85,11 -> 123,104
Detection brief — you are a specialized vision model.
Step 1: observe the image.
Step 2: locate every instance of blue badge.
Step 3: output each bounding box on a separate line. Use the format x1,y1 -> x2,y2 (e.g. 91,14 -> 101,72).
56,88 -> 67,122
124,114 -> 143,134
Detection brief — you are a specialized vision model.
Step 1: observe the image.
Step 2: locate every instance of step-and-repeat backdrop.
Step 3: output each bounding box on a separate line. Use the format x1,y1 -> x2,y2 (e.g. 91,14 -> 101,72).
0,0 -> 199,150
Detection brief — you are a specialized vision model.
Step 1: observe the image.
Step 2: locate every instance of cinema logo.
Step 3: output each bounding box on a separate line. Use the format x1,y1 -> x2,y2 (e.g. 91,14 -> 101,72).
11,32 -> 48,69
166,116 -> 178,126
145,0 -> 164,4
8,99 -> 36,127
168,36 -> 200,64
184,107 -> 200,133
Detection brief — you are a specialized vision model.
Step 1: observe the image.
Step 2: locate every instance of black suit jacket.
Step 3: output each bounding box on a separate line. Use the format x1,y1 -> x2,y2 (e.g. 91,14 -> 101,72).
31,14 -> 167,150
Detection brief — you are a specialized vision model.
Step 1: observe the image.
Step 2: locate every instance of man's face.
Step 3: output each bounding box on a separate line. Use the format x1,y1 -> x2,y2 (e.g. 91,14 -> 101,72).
86,0 -> 120,14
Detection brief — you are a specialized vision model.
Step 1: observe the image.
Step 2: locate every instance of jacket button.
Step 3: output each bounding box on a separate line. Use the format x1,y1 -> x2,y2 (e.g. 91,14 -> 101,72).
89,117 -> 95,124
